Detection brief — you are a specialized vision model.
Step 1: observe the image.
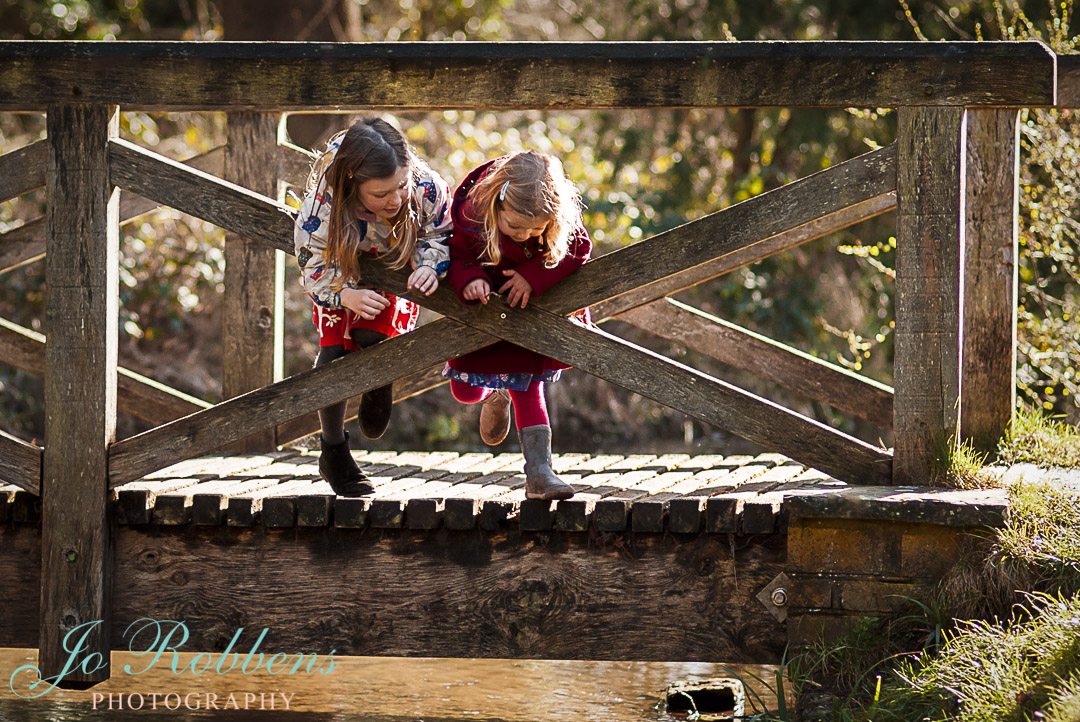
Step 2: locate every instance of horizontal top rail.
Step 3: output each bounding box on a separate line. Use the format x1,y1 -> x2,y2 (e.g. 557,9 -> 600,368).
1057,54 -> 1080,106
0,40 -> 1055,111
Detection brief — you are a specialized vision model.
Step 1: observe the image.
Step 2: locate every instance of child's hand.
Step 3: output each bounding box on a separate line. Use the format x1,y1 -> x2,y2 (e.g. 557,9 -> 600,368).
407,266 -> 438,296
340,288 -> 391,320
499,270 -> 533,308
463,278 -> 492,304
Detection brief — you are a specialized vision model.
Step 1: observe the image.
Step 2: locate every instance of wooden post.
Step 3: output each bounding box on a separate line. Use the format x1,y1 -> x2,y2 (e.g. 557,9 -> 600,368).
40,103 -> 119,686
894,107 -> 966,485
961,109 -> 1019,453
894,106 -> 972,483
222,112 -> 283,451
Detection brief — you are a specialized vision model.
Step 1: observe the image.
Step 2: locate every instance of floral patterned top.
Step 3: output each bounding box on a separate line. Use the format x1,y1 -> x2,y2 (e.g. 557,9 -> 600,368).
293,133 -> 452,309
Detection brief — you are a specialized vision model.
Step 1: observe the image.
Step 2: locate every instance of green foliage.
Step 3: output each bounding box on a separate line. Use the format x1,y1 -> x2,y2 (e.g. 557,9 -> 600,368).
987,1 -> 1080,423
0,0 -> 218,40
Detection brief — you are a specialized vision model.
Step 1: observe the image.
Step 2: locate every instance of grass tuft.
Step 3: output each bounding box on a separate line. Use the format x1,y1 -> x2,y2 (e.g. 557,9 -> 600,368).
889,592 -> 1080,722
928,434 -> 999,489
998,408 -> 1080,468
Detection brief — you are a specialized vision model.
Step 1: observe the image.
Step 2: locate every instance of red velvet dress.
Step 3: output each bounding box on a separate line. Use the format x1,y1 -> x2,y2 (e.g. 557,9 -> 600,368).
443,159 -> 592,390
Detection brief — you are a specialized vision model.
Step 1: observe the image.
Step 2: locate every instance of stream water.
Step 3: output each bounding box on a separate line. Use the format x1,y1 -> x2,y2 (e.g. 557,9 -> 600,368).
1,648 -> 781,721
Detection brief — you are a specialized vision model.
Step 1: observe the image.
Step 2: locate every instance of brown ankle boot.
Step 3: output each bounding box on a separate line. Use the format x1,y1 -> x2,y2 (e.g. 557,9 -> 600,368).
519,424 -> 574,500
479,389 -> 512,446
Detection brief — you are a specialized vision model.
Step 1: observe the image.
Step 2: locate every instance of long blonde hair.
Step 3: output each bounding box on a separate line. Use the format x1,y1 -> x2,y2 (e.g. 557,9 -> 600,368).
306,118 -> 424,284
466,151 -> 581,267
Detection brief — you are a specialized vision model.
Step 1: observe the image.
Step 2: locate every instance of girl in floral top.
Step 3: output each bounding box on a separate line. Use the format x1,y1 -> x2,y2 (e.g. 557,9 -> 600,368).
444,150 -> 591,501
294,117 -> 451,496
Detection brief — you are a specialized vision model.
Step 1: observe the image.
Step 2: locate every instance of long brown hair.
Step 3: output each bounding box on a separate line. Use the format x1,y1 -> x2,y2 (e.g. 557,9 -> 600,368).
308,118 -> 424,283
466,151 -> 581,267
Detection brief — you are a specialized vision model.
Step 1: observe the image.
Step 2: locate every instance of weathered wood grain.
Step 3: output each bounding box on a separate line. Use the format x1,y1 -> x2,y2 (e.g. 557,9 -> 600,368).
108,139 -> 295,253
1057,54 -> 1080,108
108,525 -> 787,662
0,524 -> 41,648
333,496 -> 370,529
0,148 -> 228,274
0,217 -> 45,273
191,476 -> 290,526
894,106 -> 965,485
296,484 -> 337,528
274,363 -> 448,445
115,476 -> 202,526
0,485 -> 15,523
227,476 -> 320,527
0,429 -> 40,494
0,316 -> 211,426
539,455 -> 665,532
115,367 -> 214,427
631,471 -> 728,533
668,457 -> 761,533
442,471 -> 523,530
12,489 -> 41,522
114,430 -> 297,526
704,459 -> 786,533
108,318 -> 494,486
40,103 -> 118,685
368,470 -> 450,529
0,41 -> 1055,110
405,472 -> 484,530
578,145 -> 898,321
706,462 -> 807,534
0,139 -> 47,203
593,192 -> 895,321
223,112 -> 283,452
278,140 -> 315,186
620,298 -> 894,428
118,146 -> 225,221
188,457 -> 316,526
742,468 -> 836,534
961,109 -> 1019,453
363,271 -> 894,485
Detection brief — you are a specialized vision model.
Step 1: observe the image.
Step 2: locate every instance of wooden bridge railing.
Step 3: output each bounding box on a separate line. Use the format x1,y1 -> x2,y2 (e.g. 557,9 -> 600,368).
0,39 -> 1062,683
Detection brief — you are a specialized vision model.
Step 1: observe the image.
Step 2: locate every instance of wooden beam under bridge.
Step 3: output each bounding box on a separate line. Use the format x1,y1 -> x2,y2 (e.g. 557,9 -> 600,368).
0,524 -> 786,663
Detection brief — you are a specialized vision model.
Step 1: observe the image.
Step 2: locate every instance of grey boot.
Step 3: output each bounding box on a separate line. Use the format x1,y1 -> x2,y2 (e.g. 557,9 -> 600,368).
519,424 -> 575,500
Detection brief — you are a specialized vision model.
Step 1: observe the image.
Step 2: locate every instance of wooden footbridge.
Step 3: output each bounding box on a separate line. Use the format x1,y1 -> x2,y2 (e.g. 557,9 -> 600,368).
0,40 -> 1072,687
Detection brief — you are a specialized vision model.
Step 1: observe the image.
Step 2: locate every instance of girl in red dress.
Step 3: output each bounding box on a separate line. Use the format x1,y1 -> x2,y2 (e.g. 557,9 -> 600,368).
444,151 -> 591,500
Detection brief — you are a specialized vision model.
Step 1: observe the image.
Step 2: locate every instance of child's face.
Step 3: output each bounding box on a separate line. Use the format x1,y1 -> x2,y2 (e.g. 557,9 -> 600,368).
498,207 -> 550,244
358,165 -> 411,220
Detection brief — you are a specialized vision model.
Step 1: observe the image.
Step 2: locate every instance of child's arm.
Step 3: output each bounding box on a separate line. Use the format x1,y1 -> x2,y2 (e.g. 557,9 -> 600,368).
510,222 -> 592,298
445,199 -> 495,304
406,171 -> 453,296
294,188 -> 347,309
411,171 -> 453,278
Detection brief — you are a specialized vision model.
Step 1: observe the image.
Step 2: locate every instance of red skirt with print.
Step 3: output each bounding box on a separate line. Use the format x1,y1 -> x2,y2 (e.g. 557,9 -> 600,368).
311,293 -> 419,350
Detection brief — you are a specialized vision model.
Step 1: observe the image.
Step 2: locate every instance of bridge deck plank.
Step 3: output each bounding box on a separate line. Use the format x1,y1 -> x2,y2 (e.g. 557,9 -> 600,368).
64,451 -> 862,534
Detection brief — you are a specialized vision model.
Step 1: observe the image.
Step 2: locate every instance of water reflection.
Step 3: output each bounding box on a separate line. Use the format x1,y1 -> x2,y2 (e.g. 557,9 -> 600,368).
1,649 -> 779,721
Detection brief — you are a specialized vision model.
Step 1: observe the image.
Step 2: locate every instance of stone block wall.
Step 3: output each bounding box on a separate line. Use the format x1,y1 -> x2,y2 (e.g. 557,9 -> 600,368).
783,486 -> 1008,647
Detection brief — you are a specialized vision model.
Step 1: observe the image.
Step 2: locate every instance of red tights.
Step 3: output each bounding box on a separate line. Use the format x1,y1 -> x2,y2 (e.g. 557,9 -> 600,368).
449,379 -> 549,429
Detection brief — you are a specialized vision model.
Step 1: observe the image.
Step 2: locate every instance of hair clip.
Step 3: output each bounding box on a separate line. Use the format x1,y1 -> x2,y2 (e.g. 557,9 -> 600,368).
499,180 -> 510,201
